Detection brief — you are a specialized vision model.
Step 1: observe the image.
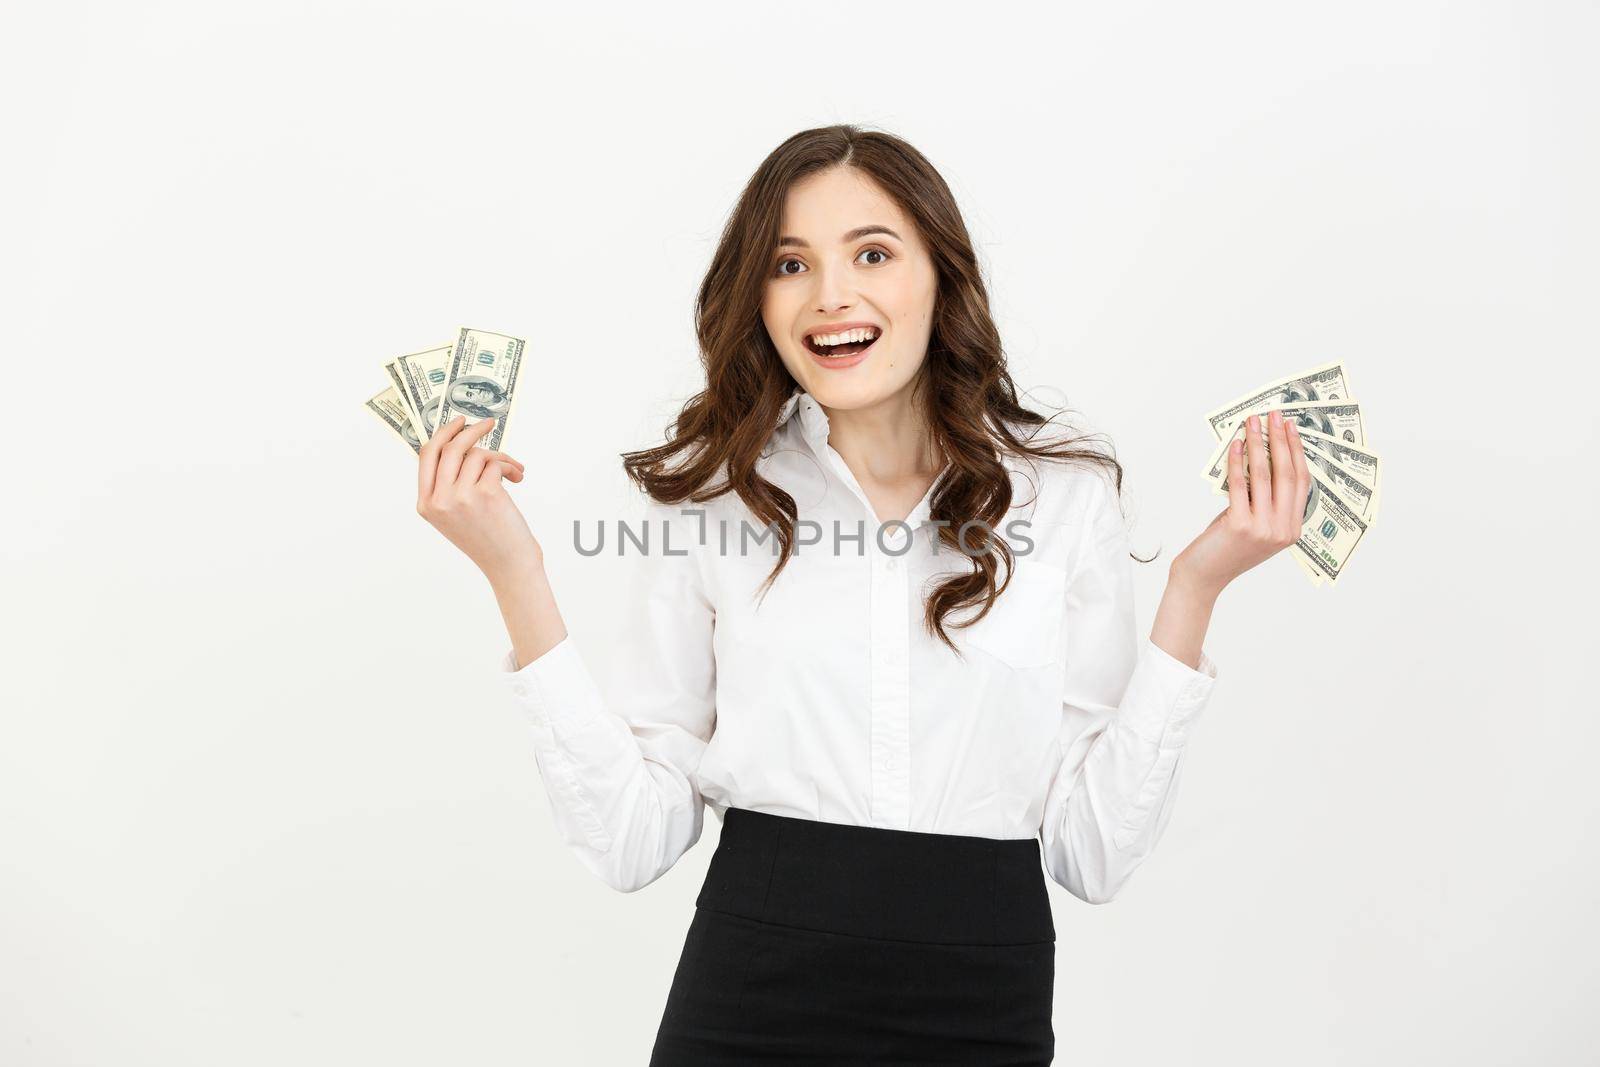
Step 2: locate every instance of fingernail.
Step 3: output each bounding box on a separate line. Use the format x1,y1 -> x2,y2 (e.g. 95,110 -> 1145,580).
1287,420 -> 1299,434
1249,415 -> 1259,430
1270,410 -> 1281,424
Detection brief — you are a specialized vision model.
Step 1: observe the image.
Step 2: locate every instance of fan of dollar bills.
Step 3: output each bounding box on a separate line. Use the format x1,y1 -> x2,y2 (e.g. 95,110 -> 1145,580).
1200,359 -> 1379,586
364,326 -> 528,454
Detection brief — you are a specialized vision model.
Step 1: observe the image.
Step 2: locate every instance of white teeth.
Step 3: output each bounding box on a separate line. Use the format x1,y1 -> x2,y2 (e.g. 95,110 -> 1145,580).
811,326 -> 880,348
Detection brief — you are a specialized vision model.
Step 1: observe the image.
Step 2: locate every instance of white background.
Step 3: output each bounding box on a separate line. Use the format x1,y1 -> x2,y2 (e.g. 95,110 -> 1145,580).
4,1 -> 1596,1063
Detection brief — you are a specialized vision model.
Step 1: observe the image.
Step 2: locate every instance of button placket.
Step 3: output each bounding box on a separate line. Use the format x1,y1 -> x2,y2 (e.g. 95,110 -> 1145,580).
869,533 -> 913,829
796,404 -> 919,830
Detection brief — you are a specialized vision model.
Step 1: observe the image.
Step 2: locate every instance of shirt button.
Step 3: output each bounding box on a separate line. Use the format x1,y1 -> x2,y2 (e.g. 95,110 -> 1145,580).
883,758 -> 896,771
886,557 -> 898,571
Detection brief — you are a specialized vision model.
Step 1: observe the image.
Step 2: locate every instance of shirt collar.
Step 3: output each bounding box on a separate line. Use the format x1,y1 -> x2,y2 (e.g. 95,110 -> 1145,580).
772,384 -> 831,446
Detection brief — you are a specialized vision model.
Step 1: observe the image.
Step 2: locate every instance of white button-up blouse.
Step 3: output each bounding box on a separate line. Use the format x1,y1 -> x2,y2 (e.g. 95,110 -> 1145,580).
499,385 -> 1219,903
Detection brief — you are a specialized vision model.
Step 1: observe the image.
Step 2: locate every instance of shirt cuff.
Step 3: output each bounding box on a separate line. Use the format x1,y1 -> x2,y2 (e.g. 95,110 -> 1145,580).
497,635 -> 605,730
1115,637 -> 1219,749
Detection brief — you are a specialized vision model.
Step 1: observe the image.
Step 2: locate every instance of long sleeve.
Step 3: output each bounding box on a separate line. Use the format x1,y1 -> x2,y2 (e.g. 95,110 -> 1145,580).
1039,476 -> 1219,904
497,495 -> 717,893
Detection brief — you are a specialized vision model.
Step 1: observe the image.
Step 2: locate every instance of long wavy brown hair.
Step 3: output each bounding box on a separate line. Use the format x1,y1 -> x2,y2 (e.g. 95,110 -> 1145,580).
622,123 -> 1149,656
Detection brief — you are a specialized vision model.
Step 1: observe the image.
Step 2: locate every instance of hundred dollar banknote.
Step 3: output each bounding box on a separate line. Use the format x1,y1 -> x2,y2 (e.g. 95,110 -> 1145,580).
435,327 -> 526,452
366,385 -> 423,453
1203,360 -> 1355,440
391,343 -> 455,440
1292,463 -> 1371,583
1295,428 -> 1380,518
1215,400 -> 1368,448
382,358 -> 420,432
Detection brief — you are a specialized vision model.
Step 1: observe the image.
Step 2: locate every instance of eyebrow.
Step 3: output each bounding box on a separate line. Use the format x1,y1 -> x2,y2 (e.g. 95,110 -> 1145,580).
777,225 -> 903,250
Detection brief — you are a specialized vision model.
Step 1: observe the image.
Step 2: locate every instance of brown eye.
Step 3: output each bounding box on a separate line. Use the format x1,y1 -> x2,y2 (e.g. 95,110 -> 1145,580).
859,247 -> 890,265
775,258 -> 804,276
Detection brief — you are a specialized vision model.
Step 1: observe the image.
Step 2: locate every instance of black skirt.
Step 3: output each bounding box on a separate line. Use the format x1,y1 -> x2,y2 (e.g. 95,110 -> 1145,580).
649,806 -> 1057,1065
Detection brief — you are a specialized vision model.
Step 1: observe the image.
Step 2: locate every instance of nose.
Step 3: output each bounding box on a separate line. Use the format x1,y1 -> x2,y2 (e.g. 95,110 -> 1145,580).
812,258 -> 857,314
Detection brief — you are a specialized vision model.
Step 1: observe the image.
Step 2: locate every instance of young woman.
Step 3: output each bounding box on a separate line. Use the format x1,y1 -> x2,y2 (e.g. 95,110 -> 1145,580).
416,125 -> 1309,1064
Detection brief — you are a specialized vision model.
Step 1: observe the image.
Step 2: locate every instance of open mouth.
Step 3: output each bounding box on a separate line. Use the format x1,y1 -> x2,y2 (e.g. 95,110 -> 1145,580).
803,326 -> 881,358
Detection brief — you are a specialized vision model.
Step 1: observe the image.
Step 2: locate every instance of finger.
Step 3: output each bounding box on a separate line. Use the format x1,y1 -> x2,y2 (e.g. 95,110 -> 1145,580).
479,457 -> 524,485
434,417 -> 497,492
431,412 -> 466,443
495,450 -> 526,471
417,415 -> 467,502
1245,414 -> 1272,514
1286,417 -> 1311,522
1269,410 -> 1294,528
458,445 -> 494,488
1224,431 -> 1248,516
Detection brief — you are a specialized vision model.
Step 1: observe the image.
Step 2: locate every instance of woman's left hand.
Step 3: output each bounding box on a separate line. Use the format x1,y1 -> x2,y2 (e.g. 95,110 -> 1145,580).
1172,408 -> 1311,598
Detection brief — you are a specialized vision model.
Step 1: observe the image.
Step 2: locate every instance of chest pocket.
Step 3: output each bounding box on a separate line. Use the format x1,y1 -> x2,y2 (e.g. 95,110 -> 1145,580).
960,558 -> 1069,670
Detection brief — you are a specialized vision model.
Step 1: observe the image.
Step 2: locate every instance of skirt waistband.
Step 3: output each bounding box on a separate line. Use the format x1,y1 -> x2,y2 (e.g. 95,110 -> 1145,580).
695,806 -> 1056,946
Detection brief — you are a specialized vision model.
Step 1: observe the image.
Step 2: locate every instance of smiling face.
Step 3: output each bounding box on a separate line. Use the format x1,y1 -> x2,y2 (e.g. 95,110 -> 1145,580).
761,165 -> 939,415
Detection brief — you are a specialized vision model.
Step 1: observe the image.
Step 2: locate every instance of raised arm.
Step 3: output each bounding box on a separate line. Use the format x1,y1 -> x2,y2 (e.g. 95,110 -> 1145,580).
1040,409 -> 1311,904
1037,473 -> 1219,905
417,415 -> 716,893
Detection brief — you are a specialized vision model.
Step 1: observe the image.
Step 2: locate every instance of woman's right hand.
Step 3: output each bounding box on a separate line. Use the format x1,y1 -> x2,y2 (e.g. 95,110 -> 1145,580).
417,414 -> 541,584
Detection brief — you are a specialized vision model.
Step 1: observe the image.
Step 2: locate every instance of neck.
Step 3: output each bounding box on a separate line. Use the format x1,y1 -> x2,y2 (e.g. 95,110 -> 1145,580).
819,389 -> 944,484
